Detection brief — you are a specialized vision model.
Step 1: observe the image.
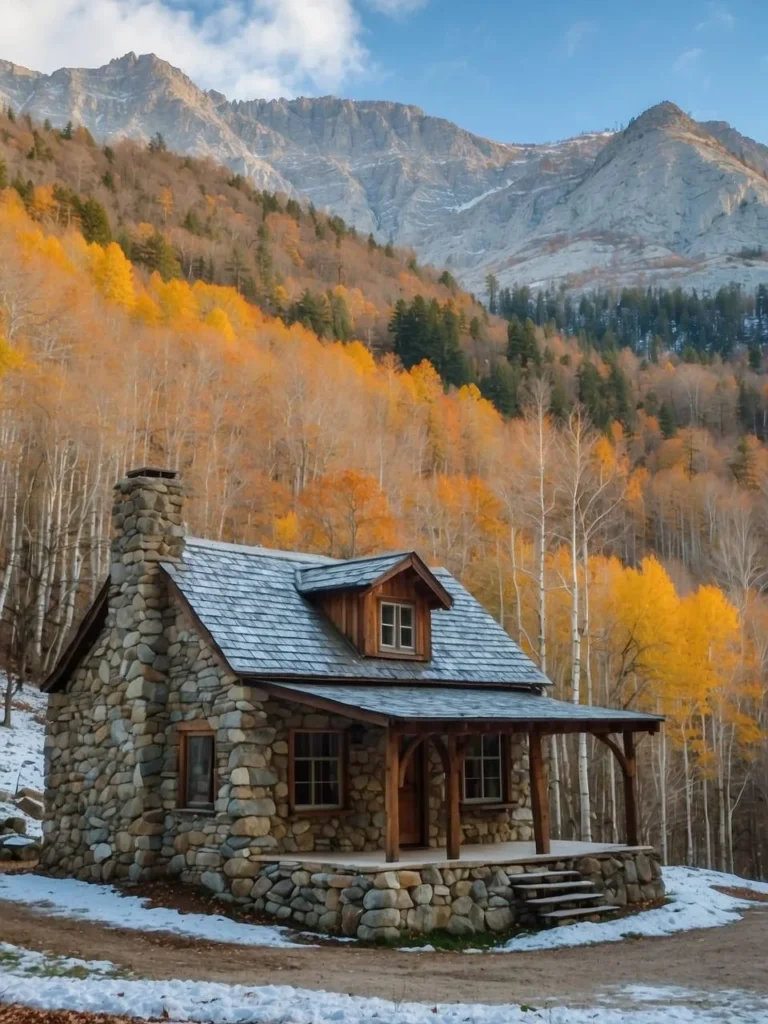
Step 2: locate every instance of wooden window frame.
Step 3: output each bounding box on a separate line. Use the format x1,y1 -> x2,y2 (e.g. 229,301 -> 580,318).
177,721 -> 216,813
288,728 -> 347,814
461,734 -> 510,807
378,599 -> 417,657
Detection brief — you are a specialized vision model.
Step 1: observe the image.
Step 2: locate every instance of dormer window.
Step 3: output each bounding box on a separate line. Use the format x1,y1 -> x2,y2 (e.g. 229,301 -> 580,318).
380,601 -> 415,652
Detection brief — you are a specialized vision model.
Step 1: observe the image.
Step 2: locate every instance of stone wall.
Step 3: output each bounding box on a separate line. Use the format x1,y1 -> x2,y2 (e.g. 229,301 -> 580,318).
239,848 -> 665,940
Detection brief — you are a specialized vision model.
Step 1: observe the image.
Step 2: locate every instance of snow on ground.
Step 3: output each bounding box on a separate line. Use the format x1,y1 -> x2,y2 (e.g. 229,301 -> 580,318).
0,872 -> 303,948
0,682 -> 47,836
0,952 -> 766,1023
498,866 -> 768,952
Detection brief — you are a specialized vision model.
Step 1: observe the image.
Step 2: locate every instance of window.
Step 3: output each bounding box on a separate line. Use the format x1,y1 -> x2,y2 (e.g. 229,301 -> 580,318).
463,735 -> 504,804
292,731 -> 343,809
180,731 -> 215,810
380,601 -> 415,653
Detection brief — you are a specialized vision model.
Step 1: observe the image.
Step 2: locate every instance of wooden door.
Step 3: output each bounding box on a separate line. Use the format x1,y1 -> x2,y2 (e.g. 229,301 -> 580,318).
398,745 -> 425,847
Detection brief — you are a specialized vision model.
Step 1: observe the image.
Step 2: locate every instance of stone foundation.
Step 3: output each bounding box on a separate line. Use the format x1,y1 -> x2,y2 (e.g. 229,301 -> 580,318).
214,848 -> 665,940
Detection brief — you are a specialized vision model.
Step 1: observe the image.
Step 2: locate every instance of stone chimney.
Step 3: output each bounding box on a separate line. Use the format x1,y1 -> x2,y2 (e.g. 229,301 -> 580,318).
107,467 -> 185,880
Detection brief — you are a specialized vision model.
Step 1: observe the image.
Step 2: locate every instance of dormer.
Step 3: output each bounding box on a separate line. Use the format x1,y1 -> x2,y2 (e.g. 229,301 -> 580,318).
297,551 -> 453,661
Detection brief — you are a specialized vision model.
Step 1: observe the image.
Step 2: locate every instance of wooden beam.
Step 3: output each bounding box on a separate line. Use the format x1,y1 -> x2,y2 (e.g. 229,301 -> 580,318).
623,731 -> 640,846
594,733 -> 629,776
384,727 -> 400,863
446,735 -> 462,861
529,731 -> 550,855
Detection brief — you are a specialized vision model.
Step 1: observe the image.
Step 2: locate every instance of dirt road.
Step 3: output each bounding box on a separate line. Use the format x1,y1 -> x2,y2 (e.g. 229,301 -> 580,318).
2,898 -> 768,1009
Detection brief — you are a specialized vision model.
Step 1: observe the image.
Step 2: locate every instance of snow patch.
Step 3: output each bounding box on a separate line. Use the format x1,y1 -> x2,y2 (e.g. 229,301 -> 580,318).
0,872 -> 303,948
499,866 -> 768,952
0,682 -> 47,836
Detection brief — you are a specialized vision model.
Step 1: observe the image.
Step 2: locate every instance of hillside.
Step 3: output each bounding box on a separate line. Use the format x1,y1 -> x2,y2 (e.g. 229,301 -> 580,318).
3,53 -> 768,294
0,103 -> 495,357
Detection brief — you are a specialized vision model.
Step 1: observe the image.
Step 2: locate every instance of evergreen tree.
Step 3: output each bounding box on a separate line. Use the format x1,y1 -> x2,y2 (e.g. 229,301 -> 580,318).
0,158 -> 6,191
485,273 -> 499,315
730,436 -> 760,489
75,197 -> 111,245
506,316 -> 539,367
134,230 -> 180,280
148,132 -> 167,153
479,361 -> 520,417
61,120 -> 73,140
658,401 -> 677,439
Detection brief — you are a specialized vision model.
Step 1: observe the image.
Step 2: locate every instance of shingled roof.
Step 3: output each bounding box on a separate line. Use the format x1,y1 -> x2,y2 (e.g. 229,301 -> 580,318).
161,538 -> 548,687
266,682 -> 664,729
297,551 -> 453,608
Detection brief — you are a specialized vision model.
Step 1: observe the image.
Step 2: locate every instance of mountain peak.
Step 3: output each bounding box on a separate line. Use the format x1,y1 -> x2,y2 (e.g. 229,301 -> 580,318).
627,101 -> 691,134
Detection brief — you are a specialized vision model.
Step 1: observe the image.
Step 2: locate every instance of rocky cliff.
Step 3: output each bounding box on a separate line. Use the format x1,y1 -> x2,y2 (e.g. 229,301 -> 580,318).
3,52 -> 768,294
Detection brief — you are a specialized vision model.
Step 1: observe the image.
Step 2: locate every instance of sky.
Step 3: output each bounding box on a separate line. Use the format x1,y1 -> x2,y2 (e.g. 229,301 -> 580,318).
2,0 -> 768,144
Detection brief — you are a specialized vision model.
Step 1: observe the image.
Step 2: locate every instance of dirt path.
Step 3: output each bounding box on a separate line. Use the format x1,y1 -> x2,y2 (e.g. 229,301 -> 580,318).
2,899 -> 768,1008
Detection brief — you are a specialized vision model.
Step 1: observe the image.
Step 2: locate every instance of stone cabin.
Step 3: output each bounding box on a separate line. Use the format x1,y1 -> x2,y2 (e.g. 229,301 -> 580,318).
42,469 -> 664,937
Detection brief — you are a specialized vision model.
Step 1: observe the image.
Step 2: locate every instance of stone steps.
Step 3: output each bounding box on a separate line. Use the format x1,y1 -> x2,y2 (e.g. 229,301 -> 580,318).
541,904 -> 620,922
508,870 -> 581,883
512,880 -> 596,892
525,891 -> 604,907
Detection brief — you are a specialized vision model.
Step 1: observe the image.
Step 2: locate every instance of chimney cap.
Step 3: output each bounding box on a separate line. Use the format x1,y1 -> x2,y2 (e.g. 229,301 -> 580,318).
125,467 -> 179,480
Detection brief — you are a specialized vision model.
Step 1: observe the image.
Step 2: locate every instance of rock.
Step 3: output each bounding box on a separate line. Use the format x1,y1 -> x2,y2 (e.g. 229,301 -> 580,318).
92,843 -> 112,863
406,904 -> 437,934
451,896 -> 473,916
251,875 -> 274,899
223,859 -> 260,878
635,852 -> 653,884
411,884 -> 433,905
15,796 -> 44,821
341,903 -> 364,937
360,908 -> 400,928
485,907 -> 513,932
363,888 -> 398,910
373,871 -> 400,889
201,871 -> 226,893
447,915 -> 475,936
2,817 -> 27,835
397,870 -> 422,888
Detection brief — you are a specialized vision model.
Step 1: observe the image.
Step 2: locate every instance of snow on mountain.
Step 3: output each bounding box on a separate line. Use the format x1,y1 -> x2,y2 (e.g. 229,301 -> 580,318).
2,54 -> 768,294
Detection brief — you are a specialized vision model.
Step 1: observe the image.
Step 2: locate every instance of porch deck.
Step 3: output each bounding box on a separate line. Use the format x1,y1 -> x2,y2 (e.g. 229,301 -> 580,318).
252,840 -> 648,871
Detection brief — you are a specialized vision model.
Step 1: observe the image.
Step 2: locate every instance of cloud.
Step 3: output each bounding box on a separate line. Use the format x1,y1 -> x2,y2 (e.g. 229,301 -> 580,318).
696,2 -> 734,32
563,19 -> 597,58
0,0 -> 425,100
673,47 -> 705,75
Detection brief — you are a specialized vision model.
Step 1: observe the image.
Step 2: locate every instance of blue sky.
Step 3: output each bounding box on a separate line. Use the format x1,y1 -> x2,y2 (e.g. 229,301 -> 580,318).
356,0 -> 768,143
5,0 -> 768,144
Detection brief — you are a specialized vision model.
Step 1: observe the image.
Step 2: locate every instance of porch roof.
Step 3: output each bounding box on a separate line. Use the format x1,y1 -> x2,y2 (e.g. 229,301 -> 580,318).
266,681 -> 662,732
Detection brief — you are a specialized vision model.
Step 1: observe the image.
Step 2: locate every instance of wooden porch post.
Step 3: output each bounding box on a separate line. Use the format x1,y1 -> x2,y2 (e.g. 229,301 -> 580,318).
529,730 -> 550,855
446,734 -> 462,861
384,726 -> 400,863
623,731 -> 639,846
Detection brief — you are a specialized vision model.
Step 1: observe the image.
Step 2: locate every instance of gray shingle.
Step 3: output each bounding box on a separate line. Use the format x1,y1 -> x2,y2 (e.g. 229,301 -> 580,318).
297,552 -> 411,595
162,538 -> 549,686
266,683 -> 663,725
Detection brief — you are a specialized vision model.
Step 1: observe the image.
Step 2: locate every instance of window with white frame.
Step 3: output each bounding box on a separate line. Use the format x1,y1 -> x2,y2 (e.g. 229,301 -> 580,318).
379,601 -> 415,652
292,731 -> 342,809
463,734 -> 504,803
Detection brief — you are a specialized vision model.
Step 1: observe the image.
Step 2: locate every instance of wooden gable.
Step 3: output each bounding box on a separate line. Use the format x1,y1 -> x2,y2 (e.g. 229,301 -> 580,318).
312,555 -> 451,662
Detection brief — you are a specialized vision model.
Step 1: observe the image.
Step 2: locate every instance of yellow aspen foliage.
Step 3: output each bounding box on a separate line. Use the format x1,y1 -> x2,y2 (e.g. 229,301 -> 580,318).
0,336 -> 24,375
132,293 -> 162,325
156,187 -> 174,222
89,242 -> 136,309
153,277 -> 199,324
298,470 -> 399,559
204,307 -> 235,342
31,185 -> 57,222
